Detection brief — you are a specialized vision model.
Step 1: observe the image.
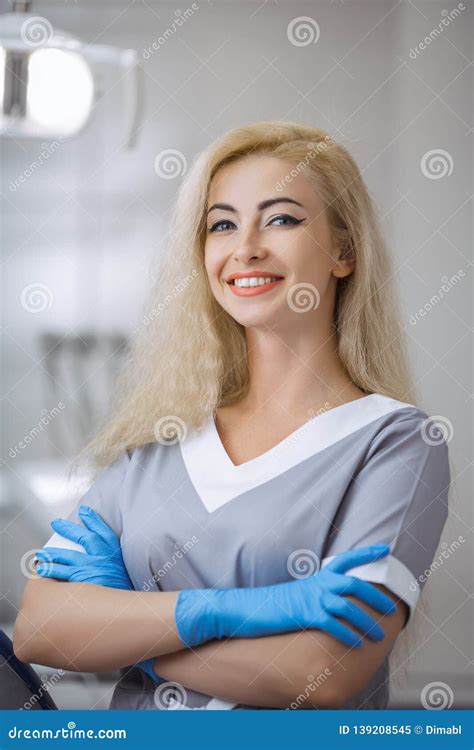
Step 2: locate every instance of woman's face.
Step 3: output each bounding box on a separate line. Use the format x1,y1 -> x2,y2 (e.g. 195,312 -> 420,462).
204,154 -> 354,331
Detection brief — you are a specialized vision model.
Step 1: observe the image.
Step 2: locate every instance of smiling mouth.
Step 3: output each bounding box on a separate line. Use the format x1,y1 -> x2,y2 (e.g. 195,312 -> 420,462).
228,276 -> 283,287
227,276 -> 285,297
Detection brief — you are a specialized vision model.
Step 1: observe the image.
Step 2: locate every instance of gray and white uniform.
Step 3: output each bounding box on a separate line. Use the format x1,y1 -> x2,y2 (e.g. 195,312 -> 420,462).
43,394 -> 451,710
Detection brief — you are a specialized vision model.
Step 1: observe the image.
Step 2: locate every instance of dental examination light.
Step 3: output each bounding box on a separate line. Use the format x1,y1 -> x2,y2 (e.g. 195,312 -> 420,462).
0,0 -> 143,145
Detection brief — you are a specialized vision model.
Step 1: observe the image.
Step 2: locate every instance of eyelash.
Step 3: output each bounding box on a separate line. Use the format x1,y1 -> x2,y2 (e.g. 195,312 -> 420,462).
208,214 -> 304,233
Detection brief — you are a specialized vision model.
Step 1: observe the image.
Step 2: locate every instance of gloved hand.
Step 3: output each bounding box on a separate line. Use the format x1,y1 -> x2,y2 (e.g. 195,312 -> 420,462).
35,505 -> 133,590
35,505 -> 162,681
174,545 -> 397,650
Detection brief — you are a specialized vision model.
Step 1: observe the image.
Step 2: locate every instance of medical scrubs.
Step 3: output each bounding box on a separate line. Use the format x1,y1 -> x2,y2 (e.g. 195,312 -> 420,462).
43,393 -> 451,710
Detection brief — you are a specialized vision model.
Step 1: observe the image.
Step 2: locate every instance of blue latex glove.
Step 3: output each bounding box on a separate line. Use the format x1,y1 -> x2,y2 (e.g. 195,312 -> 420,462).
174,545 -> 397,650
35,505 -> 133,589
35,505 -> 161,681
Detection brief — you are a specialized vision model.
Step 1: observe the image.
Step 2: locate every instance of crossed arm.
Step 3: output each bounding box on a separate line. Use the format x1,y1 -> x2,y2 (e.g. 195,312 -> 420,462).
150,586 -> 407,708
13,575 -> 407,709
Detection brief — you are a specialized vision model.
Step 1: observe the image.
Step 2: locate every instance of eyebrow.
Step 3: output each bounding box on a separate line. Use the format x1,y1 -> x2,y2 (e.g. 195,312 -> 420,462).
206,197 -> 305,216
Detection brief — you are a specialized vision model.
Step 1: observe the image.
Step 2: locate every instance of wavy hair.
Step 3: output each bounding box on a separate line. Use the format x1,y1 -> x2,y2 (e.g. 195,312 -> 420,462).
75,120 -> 416,471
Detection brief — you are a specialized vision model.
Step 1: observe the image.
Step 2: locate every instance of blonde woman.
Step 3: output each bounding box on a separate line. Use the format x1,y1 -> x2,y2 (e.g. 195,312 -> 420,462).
14,122 -> 450,710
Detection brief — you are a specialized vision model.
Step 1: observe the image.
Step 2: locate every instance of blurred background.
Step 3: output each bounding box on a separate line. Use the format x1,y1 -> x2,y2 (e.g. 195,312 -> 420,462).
0,0 -> 472,710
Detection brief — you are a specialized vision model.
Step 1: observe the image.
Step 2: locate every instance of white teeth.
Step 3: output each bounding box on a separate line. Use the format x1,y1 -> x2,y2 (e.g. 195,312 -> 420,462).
233,276 -> 281,287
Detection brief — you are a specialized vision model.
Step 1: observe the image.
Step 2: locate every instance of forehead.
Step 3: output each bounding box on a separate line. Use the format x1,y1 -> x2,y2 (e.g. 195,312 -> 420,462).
207,153 -> 322,210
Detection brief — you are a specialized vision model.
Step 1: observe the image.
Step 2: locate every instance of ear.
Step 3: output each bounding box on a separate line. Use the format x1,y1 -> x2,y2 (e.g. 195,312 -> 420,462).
332,239 -> 355,279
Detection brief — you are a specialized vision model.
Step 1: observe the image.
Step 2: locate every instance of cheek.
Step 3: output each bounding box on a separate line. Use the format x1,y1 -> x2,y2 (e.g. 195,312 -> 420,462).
204,247 -> 222,288
203,244 -> 215,275
290,237 -> 333,280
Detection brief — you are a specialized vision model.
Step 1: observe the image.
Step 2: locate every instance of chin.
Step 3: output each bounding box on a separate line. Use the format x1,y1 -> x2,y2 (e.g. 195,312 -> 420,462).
226,305 -> 284,330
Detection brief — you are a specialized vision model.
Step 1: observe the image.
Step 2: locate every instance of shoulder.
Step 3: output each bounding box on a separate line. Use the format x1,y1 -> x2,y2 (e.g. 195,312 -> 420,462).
365,395 -> 451,459
91,441 -> 164,484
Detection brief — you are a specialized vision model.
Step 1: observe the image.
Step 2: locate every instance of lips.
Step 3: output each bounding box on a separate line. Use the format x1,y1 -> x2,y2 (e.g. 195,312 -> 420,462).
227,277 -> 285,297
225,271 -> 284,283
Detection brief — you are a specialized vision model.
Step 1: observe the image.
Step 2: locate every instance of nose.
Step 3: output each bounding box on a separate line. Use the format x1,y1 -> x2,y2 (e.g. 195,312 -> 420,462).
232,225 -> 268,263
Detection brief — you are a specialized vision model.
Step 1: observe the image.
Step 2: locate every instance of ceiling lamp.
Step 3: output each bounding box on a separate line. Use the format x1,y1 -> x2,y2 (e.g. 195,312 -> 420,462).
0,1 -> 142,144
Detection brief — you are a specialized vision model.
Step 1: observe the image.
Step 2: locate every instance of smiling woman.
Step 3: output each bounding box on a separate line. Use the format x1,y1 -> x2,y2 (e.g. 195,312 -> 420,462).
14,121 -> 451,711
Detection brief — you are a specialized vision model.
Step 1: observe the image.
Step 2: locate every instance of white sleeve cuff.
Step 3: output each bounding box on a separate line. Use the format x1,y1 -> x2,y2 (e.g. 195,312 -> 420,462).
36,531 -> 85,558
320,553 -> 420,627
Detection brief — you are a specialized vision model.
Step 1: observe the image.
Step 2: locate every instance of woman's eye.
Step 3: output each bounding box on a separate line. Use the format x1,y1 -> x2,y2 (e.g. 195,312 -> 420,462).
268,214 -> 303,227
208,214 -> 303,233
208,220 -> 235,233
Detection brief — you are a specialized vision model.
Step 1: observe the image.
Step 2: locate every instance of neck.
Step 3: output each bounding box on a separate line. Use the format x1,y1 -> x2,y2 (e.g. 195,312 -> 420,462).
240,326 -> 363,418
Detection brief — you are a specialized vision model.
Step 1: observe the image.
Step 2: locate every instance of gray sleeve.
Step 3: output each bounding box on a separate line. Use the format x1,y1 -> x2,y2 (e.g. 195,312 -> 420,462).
320,412 -> 451,627
40,450 -> 132,553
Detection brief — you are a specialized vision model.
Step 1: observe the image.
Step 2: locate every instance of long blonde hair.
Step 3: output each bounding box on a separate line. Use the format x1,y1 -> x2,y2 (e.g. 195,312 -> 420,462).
75,120 -> 416,471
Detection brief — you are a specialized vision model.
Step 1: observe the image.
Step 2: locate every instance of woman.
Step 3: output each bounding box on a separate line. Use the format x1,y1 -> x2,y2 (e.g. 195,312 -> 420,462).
14,121 -> 450,710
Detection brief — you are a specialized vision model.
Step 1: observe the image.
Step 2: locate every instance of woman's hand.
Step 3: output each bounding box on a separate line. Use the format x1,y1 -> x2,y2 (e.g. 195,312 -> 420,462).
35,505 -> 161,680
174,545 -> 397,650
35,505 -> 133,590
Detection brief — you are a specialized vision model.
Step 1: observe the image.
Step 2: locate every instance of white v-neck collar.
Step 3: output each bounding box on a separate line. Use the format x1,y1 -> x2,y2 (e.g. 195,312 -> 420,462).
179,393 -> 415,514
